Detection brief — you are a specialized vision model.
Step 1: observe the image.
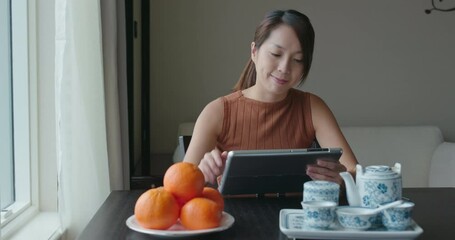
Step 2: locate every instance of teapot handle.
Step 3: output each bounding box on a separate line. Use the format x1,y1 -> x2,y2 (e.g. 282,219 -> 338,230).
356,164 -> 363,177
393,163 -> 402,174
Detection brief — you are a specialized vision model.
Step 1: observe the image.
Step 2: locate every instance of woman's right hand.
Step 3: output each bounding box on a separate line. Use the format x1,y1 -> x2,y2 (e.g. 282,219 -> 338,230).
198,148 -> 228,184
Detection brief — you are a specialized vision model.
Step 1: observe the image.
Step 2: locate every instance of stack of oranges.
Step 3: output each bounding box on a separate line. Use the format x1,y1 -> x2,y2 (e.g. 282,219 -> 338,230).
134,162 -> 224,230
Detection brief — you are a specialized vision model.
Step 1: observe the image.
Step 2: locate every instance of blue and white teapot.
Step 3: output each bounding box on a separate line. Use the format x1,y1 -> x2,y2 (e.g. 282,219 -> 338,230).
340,163 -> 402,207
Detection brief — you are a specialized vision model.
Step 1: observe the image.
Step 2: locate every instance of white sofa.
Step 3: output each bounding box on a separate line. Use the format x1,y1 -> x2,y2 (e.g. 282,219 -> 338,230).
173,123 -> 455,188
341,126 -> 455,187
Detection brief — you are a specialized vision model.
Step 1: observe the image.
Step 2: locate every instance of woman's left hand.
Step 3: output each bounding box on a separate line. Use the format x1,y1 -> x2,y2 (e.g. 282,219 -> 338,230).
306,159 -> 347,186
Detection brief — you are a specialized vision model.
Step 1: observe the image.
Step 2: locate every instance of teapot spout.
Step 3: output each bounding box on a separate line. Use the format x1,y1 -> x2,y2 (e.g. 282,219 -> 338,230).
340,172 -> 361,206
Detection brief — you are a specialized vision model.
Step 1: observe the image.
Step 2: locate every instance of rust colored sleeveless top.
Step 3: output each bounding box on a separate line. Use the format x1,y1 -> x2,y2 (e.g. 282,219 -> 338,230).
217,88 -> 315,151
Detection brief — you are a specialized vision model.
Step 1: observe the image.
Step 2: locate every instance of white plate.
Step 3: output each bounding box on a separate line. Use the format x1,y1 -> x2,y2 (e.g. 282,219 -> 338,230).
280,209 -> 423,239
126,212 -> 235,237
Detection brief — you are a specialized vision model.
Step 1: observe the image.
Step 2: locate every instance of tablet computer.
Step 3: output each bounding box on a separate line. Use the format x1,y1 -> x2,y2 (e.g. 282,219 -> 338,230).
218,148 -> 342,196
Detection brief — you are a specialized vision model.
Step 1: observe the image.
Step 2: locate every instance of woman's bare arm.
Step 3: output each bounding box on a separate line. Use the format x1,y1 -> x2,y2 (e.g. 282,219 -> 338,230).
183,98 -> 224,165
183,98 -> 229,184
309,94 -> 358,179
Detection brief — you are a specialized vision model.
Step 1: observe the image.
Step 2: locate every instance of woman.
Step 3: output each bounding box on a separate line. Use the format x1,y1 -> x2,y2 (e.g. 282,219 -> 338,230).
184,9 -> 358,186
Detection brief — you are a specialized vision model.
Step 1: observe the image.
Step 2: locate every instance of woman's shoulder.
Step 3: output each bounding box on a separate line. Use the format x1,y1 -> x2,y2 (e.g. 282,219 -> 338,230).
290,89 -> 329,113
302,90 -> 333,122
203,97 -> 224,114
201,91 -> 241,114
221,90 -> 243,102
290,88 -> 322,102
196,97 -> 225,134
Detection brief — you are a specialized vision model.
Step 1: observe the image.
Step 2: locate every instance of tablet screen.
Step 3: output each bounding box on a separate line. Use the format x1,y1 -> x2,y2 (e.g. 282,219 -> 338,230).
218,148 -> 342,196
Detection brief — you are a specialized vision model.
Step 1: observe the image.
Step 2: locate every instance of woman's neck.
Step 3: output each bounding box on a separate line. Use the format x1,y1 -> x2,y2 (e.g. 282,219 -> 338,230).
242,85 -> 290,103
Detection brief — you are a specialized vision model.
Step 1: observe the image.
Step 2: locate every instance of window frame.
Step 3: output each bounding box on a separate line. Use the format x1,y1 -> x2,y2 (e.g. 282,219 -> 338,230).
1,0 -> 39,236
0,0 -> 14,213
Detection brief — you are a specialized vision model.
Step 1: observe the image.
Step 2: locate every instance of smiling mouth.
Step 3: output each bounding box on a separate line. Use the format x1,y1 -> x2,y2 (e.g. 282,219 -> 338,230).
271,75 -> 288,85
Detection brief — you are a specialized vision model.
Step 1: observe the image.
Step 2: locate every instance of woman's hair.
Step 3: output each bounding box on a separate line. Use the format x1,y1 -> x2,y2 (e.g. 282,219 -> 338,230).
234,9 -> 315,91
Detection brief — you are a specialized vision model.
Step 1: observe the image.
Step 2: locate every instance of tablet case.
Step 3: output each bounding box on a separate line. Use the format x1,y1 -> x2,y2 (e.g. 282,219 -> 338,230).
218,148 -> 342,196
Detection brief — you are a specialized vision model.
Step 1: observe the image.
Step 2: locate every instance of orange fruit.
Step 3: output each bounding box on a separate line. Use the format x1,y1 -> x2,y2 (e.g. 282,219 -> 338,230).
163,162 -> 205,206
134,187 -> 180,230
180,197 -> 222,230
201,187 -> 225,211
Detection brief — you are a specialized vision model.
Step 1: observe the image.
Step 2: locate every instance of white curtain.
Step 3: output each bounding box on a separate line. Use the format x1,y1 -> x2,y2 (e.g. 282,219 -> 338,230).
55,0 -> 129,239
100,0 -> 129,191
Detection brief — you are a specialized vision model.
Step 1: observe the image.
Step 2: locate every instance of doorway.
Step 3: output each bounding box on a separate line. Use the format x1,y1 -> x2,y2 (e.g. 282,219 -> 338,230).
125,0 -> 156,189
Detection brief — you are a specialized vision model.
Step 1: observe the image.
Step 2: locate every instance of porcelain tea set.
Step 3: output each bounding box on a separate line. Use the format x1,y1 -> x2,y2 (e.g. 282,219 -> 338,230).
300,163 -> 415,230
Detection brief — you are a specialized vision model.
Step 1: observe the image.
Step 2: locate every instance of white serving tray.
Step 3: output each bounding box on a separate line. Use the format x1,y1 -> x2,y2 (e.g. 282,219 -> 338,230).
280,209 -> 423,240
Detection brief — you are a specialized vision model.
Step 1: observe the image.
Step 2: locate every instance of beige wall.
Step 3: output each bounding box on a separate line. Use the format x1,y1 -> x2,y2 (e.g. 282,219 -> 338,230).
149,0 -> 455,153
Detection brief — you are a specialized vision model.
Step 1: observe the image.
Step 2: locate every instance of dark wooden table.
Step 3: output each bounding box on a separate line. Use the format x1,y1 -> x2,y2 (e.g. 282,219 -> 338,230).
78,188 -> 455,240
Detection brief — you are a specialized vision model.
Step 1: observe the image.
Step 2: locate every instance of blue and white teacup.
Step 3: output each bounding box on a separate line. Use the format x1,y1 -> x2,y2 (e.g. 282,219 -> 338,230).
336,206 -> 379,230
303,180 -> 340,204
301,200 -> 337,229
382,201 -> 415,230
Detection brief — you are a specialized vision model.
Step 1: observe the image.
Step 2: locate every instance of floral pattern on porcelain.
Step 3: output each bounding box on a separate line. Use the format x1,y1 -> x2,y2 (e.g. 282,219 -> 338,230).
338,215 -> 376,230
303,181 -> 340,204
301,200 -> 337,229
360,180 -> 402,207
357,165 -> 402,208
382,202 -> 414,230
303,208 -> 335,229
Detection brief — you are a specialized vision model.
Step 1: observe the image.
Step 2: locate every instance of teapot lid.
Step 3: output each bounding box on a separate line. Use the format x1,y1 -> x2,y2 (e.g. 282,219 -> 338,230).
364,165 -> 400,178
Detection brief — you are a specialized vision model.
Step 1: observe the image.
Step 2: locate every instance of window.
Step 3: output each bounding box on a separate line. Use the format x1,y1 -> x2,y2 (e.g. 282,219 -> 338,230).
0,0 -> 15,213
1,0 -> 34,230
1,0 -> 60,238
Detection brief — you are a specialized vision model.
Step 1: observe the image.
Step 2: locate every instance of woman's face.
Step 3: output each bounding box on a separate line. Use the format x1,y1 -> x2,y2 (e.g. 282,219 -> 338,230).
251,24 -> 304,99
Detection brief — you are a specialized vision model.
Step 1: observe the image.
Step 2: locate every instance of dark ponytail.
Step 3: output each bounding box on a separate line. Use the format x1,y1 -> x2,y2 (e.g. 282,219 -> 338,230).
234,59 -> 256,91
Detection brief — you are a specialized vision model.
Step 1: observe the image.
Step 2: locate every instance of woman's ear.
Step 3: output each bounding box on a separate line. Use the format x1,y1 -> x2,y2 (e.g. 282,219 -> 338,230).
250,42 -> 257,63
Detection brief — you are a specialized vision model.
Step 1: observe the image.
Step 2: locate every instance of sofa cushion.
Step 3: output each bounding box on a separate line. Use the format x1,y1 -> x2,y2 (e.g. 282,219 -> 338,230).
341,126 -> 443,187
429,142 -> 455,187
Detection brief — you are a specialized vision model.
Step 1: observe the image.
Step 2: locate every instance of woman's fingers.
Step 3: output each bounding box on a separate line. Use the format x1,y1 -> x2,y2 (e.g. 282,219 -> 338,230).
211,148 -> 224,168
199,149 -> 227,184
306,160 -> 347,185
306,169 -> 344,185
199,162 -> 215,184
317,159 -> 347,172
